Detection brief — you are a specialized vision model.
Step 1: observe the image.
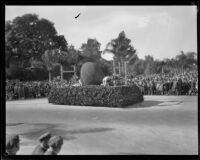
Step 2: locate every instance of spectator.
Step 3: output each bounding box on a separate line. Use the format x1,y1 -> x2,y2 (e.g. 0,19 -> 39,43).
102,76 -> 112,86
44,136 -> 63,155
5,70 -> 198,99
6,134 -> 20,155
32,132 -> 52,155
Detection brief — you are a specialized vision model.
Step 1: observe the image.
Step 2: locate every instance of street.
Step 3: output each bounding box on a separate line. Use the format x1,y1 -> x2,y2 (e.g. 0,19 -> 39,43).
6,96 -> 198,155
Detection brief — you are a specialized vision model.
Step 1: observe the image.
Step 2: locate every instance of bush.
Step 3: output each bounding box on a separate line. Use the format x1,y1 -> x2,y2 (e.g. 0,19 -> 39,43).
48,85 -> 143,107
80,62 -> 105,85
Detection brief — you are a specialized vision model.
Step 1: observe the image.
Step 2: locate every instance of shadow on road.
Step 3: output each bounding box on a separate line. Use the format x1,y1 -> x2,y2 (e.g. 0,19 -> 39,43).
124,100 -> 183,109
65,127 -> 115,135
124,100 -> 164,109
19,123 -> 56,140
13,123 -> 115,141
6,123 -> 24,126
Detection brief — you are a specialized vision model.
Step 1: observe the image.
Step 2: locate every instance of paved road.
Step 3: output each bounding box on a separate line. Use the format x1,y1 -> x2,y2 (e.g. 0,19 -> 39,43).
6,96 -> 198,155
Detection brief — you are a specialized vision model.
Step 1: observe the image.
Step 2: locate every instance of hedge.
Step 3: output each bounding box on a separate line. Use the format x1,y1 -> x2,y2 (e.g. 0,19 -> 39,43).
48,85 -> 143,107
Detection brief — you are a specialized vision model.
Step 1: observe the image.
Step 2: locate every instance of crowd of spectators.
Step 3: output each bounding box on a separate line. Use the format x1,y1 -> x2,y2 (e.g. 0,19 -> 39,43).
127,71 -> 198,95
6,71 -> 198,101
6,80 -> 51,100
5,75 -> 79,101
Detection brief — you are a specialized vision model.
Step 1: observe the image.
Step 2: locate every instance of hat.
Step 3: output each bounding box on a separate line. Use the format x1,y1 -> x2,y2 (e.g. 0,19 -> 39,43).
48,136 -> 63,148
39,132 -> 51,142
6,134 -> 20,149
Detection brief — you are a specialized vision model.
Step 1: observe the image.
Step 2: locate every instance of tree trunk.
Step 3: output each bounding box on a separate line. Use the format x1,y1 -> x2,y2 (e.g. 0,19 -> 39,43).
121,61 -> 124,76
182,65 -> 184,75
113,59 -> 116,75
60,64 -> 63,81
125,61 -> 128,85
49,71 -> 51,82
113,58 -> 116,86
118,62 -> 121,76
74,65 -> 77,77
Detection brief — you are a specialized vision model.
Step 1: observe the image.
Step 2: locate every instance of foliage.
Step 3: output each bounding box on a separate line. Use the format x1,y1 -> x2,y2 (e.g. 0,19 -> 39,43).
129,59 -> 145,75
96,58 -> 113,76
41,50 -> 57,81
5,13 -> 68,80
48,85 -> 143,107
80,62 -> 105,85
103,31 -> 137,76
153,60 -> 163,73
144,55 -> 155,75
176,51 -> 197,69
127,51 -> 197,76
80,38 -> 101,62
55,45 -> 80,66
107,31 -> 136,61
5,13 -> 197,80
29,59 -> 45,69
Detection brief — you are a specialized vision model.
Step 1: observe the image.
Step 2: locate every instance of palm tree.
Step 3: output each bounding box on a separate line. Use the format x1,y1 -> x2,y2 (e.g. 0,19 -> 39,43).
176,51 -> 187,74
42,50 -> 58,82
103,40 -> 117,74
103,31 -> 136,76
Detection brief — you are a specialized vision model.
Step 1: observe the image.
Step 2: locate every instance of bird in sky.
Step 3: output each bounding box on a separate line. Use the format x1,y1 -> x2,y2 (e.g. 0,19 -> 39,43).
75,13 -> 81,19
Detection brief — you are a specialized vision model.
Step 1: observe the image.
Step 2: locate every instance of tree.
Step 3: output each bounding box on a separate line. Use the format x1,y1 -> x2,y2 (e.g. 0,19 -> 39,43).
29,58 -> 45,69
153,60 -> 162,74
175,51 -> 186,74
175,51 -> 197,74
51,45 -> 80,67
51,35 -> 68,51
185,52 -> 197,67
144,55 -> 155,75
80,38 -> 101,62
103,31 -> 136,76
5,14 -> 66,69
42,50 -> 59,82
96,58 -> 113,76
42,45 -> 81,81
131,59 -> 145,75
5,13 -> 68,80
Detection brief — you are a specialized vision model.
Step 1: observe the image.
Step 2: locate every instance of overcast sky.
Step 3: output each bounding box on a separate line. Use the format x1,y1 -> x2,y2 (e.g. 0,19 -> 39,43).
5,5 -> 197,61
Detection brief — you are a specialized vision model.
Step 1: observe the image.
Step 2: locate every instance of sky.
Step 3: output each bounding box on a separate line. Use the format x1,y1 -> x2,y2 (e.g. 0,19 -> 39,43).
5,5 -> 197,61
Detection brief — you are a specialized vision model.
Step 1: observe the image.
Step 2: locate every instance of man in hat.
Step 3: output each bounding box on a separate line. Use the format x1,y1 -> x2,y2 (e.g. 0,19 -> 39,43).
102,76 -> 112,86
44,136 -> 63,155
32,132 -> 51,155
6,134 -> 20,155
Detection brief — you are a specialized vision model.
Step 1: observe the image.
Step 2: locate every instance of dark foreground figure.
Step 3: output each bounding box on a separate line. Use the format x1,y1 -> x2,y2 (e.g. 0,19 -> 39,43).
6,134 -> 20,155
32,132 -> 51,155
6,133 -> 63,155
44,136 -> 63,155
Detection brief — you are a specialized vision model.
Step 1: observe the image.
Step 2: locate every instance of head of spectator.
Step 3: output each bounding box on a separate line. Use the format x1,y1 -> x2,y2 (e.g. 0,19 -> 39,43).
6,134 -> 20,155
45,136 -> 63,155
102,76 -> 111,86
32,132 -> 51,155
39,132 -> 51,149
